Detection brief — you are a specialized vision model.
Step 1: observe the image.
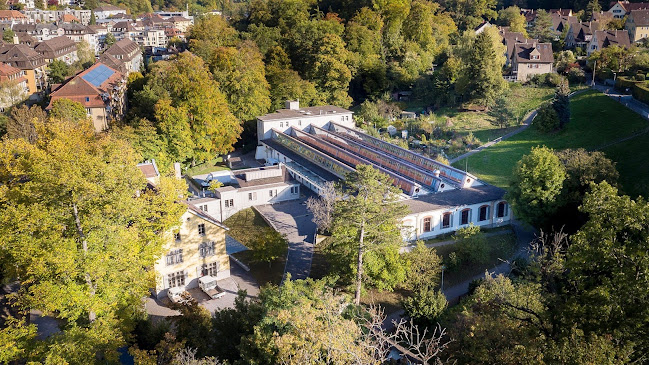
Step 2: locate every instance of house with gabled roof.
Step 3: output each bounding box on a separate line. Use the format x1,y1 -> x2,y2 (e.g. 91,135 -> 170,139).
0,43 -> 46,94
0,62 -> 28,110
101,38 -> 142,74
34,35 -> 78,65
625,9 -> 649,42
93,4 -> 126,20
588,29 -> 631,55
47,62 -> 125,131
510,42 -> 554,81
609,1 -> 649,19
565,21 -> 601,49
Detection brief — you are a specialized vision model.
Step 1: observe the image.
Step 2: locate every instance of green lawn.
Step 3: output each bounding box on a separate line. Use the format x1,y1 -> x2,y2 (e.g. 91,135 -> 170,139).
434,232 -> 518,288
185,157 -> 229,177
225,208 -> 287,286
603,132 -> 649,199
453,90 -> 649,188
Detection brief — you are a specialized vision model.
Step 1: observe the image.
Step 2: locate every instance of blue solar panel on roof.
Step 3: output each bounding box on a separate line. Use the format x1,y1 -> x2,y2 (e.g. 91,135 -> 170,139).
81,64 -> 114,87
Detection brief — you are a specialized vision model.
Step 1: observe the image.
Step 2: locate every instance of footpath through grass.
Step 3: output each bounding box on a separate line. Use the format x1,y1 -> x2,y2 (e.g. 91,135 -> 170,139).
225,208 -> 287,286
453,90 -> 649,188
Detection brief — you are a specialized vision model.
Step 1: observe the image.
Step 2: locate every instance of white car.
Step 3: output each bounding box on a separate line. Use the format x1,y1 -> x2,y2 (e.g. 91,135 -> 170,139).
167,286 -> 190,304
199,275 -> 225,299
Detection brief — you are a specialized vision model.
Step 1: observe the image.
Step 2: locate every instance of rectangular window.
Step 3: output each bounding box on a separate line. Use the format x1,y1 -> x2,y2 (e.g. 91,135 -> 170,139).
249,192 -> 257,201
423,217 -> 432,232
165,249 -> 183,266
167,270 -> 186,288
279,122 -> 283,127
291,186 -> 298,194
479,206 -> 489,221
198,223 -> 206,236
442,213 -> 452,229
202,262 -> 219,276
497,202 -> 508,218
199,241 -> 216,257
199,204 -> 208,212
461,209 -> 470,225
269,189 -> 274,197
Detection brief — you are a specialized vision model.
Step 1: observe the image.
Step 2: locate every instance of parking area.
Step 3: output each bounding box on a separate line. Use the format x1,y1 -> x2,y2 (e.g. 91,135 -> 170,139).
145,259 -> 260,318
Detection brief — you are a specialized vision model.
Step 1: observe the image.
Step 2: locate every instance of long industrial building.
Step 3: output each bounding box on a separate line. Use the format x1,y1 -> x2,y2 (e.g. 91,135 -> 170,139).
255,101 -> 512,240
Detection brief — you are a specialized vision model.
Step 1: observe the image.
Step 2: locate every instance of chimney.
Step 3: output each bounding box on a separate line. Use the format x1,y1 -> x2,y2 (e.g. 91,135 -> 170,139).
173,162 -> 181,179
433,169 -> 441,178
285,100 -> 299,110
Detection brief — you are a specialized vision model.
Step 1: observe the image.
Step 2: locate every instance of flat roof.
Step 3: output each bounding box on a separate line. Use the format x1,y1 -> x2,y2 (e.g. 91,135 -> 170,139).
258,105 -> 352,121
404,185 -> 506,214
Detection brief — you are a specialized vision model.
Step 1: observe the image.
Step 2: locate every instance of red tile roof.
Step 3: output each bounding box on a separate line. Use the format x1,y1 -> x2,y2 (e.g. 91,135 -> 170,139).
48,62 -> 123,109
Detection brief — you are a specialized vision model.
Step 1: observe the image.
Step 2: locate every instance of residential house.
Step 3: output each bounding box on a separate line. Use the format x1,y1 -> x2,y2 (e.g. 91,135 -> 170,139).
551,13 -> 579,34
588,29 -> 631,55
609,1 -> 649,19
500,30 -> 538,66
101,38 -> 142,74
138,29 -> 166,48
60,13 -> 80,23
60,23 -> 98,54
625,9 -> 649,42
0,10 -> 29,25
0,62 -> 28,110
93,4 -> 127,20
550,8 -> 573,16
167,16 -> 191,33
47,62 -> 126,131
16,33 -> 37,47
13,23 -> 64,42
0,43 -> 46,94
510,42 -> 554,81
34,35 -> 78,64
592,11 -> 614,23
565,21 -> 601,49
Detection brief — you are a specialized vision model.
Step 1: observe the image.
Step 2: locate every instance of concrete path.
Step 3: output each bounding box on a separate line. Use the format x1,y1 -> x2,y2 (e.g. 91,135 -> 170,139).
254,198 -> 317,281
592,83 -> 649,119
450,89 -> 589,165
449,110 -> 537,164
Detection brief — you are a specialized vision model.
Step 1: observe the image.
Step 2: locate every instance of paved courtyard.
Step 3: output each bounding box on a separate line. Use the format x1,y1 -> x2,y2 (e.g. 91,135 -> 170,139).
254,197 -> 317,281
145,259 -> 260,318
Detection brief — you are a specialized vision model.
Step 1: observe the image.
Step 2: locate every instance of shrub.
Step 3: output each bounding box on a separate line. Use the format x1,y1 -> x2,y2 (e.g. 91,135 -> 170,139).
534,104 -> 560,133
567,67 -> 585,84
632,82 -> 649,105
446,251 -> 460,271
402,288 -> 448,326
636,73 -> 646,81
455,225 -> 489,264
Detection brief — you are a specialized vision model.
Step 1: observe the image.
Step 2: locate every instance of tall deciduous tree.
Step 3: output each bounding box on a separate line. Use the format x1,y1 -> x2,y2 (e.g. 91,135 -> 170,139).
47,59 -> 71,84
507,146 -> 566,229
188,14 -> 239,60
306,181 -> 338,233
566,182 -> 649,360
497,6 -> 528,36
0,80 -> 27,110
6,104 -> 46,143
209,41 -> 271,121
142,52 -> 242,164
0,116 -> 186,363
328,165 -> 409,304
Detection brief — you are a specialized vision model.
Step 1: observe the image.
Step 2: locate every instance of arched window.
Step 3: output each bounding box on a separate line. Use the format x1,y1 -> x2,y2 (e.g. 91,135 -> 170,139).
479,205 -> 489,221
441,212 -> 452,229
497,202 -> 508,218
423,217 -> 432,232
461,209 -> 471,225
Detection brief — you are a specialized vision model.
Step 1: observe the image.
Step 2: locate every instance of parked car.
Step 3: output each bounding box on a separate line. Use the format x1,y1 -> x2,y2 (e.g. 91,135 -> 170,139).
199,275 -> 225,299
167,286 -> 190,304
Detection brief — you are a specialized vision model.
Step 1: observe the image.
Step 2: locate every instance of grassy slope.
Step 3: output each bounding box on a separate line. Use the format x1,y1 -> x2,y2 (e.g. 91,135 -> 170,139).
452,90 -> 648,188
225,208 -> 288,286
603,133 -> 649,199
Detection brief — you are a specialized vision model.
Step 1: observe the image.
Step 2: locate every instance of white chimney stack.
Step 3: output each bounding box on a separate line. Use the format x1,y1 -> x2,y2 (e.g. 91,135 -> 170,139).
285,100 -> 300,110
173,162 -> 182,179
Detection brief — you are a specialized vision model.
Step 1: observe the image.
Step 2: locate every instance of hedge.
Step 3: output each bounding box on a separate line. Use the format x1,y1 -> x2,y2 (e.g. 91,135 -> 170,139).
615,76 -> 642,91
632,83 -> 649,106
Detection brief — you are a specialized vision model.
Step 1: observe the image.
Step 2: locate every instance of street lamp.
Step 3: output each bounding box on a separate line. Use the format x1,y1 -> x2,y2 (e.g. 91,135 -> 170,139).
441,265 -> 446,292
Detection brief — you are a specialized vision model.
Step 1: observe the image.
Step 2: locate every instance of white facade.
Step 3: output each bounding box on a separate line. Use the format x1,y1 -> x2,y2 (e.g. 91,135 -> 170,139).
189,165 -> 301,222
94,8 -> 127,20
256,101 -> 355,144
402,200 -> 512,241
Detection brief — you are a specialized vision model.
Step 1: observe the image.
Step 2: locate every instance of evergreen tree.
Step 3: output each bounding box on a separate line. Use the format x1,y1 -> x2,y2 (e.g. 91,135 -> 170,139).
531,9 -> 554,43
89,11 -> 96,25
553,79 -> 571,127
457,29 -> 507,106
488,95 -> 517,129
585,0 -> 602,21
